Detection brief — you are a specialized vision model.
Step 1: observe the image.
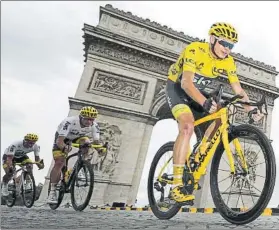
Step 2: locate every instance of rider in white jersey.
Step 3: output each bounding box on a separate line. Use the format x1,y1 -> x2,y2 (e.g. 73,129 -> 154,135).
1,133 -> 44,196
53,115 -> 100,142
47,106 -> 103,204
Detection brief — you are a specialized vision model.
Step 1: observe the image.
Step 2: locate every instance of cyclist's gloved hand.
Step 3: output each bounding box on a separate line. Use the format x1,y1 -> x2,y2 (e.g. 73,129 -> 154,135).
62,145 -> 72,154
248,107 -> 264,124
80,142 -> 91,149
97,148 -> 106,157
8,167 -> 14,175
37,159 -> 44,169
202,98 -> 217,114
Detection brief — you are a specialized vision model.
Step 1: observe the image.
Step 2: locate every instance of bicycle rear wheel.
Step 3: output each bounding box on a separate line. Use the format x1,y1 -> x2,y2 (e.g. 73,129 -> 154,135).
21,172 -> 36,208
210,124 -> 276,225
70,160 -> 94,211
6,179 -> 16,207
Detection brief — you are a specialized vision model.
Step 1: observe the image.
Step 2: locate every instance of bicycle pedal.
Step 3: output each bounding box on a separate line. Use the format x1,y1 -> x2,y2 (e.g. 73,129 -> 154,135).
180,200 -> 194,206
194,183 -> 201,190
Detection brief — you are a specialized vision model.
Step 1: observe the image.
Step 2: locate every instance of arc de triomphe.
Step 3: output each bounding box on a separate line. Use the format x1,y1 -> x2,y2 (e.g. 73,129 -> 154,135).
39,4 -> 279,207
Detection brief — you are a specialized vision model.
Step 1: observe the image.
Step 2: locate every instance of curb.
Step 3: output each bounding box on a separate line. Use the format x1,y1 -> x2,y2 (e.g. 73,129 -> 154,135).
89,206 -> 279,216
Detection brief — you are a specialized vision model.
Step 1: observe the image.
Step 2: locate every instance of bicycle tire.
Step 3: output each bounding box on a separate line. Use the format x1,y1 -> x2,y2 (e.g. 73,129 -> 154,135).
6,179 -> 16,207
70,160 -> 94,211
147,141 -> 182,220
21,172 -> 36,208
210,124 -> 276,225
48,180 -> 66,210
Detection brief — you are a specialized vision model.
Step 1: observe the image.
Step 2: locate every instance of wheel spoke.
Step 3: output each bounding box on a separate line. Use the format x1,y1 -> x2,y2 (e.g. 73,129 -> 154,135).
254,174 -> 266,179
236,179 -> 244,208
218,169 -> 231,172
218,175 -> 231,184
250,162 -> 265,168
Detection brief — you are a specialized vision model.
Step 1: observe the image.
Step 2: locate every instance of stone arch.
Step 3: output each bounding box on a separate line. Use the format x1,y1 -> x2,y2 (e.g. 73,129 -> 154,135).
38,4 -> 279,208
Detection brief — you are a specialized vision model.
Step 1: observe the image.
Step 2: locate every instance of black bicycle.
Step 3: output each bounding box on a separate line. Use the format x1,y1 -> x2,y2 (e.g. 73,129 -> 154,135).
48,142 -> 108,211
6,159 -> 44,208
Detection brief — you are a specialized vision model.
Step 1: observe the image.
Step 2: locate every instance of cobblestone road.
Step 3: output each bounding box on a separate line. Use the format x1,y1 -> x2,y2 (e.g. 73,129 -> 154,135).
1,206 -> 278,229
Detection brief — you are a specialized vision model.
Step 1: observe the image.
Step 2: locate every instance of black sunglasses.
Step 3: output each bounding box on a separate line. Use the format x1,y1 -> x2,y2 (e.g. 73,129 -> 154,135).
216,38 -> 235,50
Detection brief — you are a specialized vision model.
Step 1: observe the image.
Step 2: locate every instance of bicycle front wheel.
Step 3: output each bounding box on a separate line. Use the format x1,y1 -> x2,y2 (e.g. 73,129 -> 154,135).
210,124 -> 276,225
21,172 -> 36,208
70,160 -> 94,211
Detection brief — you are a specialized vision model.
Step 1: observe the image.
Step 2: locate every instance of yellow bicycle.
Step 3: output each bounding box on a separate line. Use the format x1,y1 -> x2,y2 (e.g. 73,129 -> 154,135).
6,159 -> 44,208
147,85 -> 276,225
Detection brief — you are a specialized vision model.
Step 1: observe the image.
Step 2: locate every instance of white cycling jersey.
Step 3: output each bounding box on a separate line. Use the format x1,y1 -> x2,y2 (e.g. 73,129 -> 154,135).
4,140 -> 40,159
55,115 -> 100,142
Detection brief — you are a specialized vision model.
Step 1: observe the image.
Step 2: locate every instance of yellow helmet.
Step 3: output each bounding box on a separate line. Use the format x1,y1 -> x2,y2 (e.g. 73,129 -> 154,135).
24,133 -> 39,142
209,22 -> 238,43
80,106 -> 98,118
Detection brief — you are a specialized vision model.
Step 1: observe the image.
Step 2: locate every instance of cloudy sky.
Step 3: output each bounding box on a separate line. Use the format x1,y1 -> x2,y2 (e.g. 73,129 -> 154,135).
2,1 -> 279,207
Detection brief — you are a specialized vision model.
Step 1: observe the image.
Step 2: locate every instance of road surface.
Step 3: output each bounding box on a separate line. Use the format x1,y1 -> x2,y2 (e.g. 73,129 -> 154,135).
1,206 -> 278,229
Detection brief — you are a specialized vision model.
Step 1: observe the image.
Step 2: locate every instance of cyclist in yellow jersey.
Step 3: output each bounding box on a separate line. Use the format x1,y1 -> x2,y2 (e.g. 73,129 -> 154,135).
166,22 -> 264,202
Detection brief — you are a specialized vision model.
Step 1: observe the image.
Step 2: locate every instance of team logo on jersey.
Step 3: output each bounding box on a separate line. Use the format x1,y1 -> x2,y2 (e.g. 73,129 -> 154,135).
196,62 -> 204,71
166,95 -> 173,108
184,58 -> 195,65
212,67 -> 228,76
15,150 -> 25,156
229,70 -> 237,76
178,58 -> 184,68
199,47 -> 206,53
70,129 -> 80,136
189,49 -> 196,54
95,124 -> 100,133
193,75 -> 212,88
63,121 -> 71,130
9,145 -> 16,152
170,66 -> 178,75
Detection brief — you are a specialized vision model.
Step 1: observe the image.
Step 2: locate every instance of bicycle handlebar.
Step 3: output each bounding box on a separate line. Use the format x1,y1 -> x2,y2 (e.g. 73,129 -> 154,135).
209,84 -> 268,124
71,141 -> 108,150
15,159 -> 44,166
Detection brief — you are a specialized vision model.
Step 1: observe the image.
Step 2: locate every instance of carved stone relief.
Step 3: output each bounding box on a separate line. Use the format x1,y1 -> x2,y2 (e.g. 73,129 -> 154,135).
91,122 -> 122,177
88,69 -> 147,105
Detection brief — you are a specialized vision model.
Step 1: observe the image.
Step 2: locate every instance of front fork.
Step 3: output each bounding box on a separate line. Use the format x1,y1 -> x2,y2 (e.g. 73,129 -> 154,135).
223,125 -> 248,174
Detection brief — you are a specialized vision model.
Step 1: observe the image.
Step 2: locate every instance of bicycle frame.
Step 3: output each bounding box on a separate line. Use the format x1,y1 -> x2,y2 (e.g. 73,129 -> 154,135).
10,166 -> 26,192
62,150 -> 83,190
12,160 -> 39,192
158,106 -> 248,187
62,142 -> 106,190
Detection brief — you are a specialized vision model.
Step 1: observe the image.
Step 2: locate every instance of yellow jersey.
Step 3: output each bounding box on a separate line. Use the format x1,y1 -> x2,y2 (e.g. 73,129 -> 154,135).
168,41 -> 239,90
